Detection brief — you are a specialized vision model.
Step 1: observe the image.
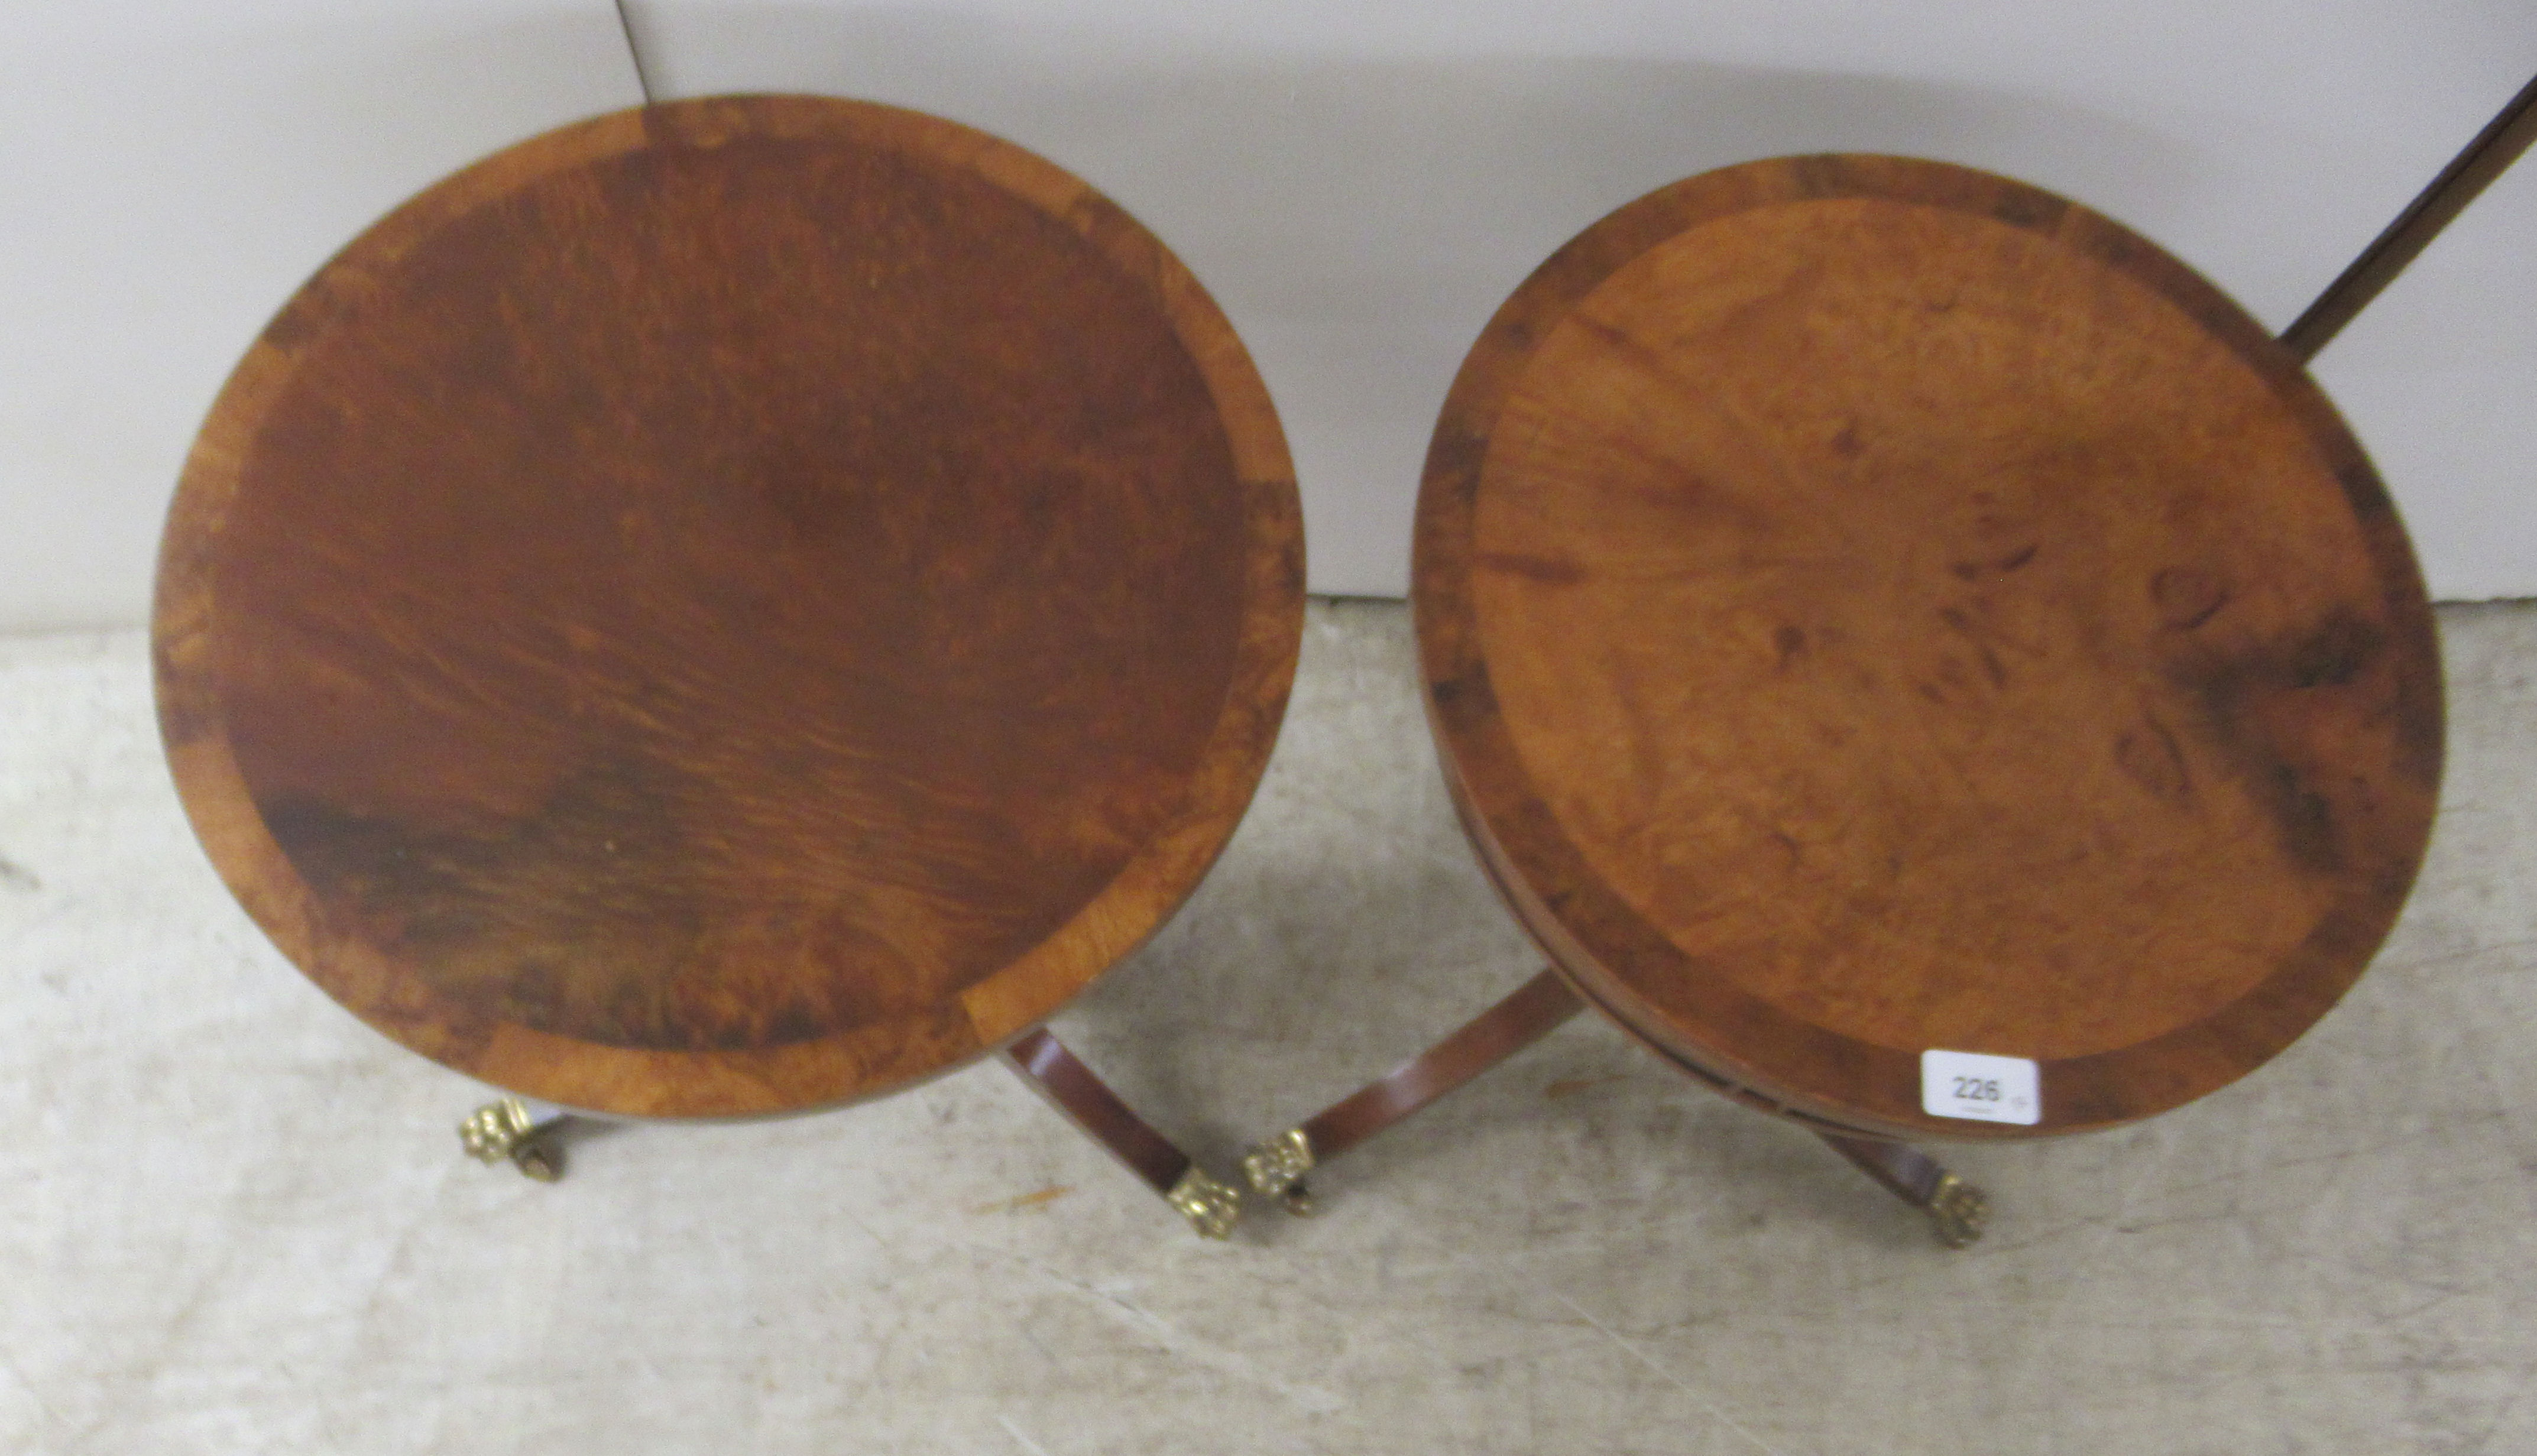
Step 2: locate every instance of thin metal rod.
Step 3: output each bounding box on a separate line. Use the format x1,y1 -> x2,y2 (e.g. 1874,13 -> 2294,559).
611,0 -> 657,105
2282,70 -> 2537,361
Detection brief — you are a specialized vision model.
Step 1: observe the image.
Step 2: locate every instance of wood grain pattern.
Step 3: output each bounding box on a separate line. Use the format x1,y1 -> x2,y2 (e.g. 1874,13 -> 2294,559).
155,96 -> 1302,1118
1417,155 -> 2441,1140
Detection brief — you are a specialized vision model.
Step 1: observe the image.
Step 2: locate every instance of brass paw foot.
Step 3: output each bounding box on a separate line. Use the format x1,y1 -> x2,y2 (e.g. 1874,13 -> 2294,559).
459,1097 -> 563,1182
1166,1167 -> 1243,1240
1926,1172 -> 1988,1248
1240,1127 -> 1317,1216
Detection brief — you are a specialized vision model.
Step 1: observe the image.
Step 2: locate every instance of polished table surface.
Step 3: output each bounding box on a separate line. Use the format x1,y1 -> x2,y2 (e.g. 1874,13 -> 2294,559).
155,96 -> 1302,1118
1416,155 -> 2442,1140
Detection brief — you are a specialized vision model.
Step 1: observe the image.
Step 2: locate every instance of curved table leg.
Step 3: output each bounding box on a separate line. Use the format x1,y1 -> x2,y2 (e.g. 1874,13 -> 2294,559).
1002,1028 -> 1244,1240
456,1035 -> 1240,1240
1231,966 -> 1992,1248
1815,1131 -> 1990,1248
1240,968 -> 1585,1214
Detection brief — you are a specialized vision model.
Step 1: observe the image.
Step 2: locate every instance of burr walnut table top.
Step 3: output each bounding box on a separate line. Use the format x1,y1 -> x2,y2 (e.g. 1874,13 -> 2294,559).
1416,155 -> 2441,1140
154,96 -> 1302,1118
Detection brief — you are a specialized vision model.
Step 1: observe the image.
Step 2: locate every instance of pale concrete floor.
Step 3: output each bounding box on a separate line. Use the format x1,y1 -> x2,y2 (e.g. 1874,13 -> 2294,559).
2,599 -> 2532,1455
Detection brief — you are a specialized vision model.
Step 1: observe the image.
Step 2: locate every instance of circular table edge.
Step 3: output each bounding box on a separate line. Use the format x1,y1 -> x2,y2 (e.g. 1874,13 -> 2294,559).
1411,153 -> 2444,1140
151,95 -> 1307,1120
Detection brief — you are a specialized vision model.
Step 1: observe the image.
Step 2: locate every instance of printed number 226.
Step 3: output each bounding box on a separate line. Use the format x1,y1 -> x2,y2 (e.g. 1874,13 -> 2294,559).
1952,1076 -> 2001,1102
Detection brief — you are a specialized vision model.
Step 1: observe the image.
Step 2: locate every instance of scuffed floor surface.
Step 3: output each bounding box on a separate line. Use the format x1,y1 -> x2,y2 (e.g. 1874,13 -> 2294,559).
4,600 -> 2534,1455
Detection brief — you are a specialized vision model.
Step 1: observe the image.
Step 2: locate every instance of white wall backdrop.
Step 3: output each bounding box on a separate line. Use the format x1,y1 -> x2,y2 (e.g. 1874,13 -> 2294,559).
2,2 -> 2531,625
0,1 -> 643,631
2312,133 -> 2537,602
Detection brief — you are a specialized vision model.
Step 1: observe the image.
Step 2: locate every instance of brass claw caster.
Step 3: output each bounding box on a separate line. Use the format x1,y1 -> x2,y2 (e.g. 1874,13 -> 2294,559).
1926,1173 -> 1988,1248
1240,1127 -> 1317,1217
460,1097 -> 564,1182
1166,1167 -> 1244,1240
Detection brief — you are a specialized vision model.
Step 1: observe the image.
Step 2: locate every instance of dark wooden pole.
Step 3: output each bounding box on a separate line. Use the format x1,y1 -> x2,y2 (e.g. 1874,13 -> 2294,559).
2282,70 -> 2537,361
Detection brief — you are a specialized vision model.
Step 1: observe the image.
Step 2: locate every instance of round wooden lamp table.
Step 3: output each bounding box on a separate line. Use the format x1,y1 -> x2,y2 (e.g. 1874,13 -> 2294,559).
1241,155 -> 2442,1246
153,96 -> 1302,1238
